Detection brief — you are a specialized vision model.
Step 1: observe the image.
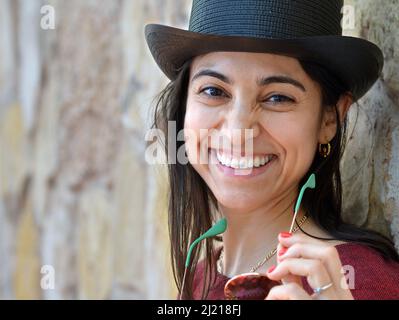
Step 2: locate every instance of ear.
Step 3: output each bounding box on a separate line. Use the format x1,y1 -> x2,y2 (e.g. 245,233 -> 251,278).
318,92 -> 353,143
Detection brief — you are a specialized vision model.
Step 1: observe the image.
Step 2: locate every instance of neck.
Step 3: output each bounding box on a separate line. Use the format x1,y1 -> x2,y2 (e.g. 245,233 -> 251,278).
218,186 -> 308,277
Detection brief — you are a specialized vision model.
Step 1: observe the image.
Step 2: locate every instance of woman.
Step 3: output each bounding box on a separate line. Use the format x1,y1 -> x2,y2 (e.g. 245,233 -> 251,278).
145,0 -> 399,300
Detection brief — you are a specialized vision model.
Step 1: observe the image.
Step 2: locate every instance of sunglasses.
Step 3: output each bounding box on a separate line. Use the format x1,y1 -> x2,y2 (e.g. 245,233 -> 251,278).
224,272 -> 281,300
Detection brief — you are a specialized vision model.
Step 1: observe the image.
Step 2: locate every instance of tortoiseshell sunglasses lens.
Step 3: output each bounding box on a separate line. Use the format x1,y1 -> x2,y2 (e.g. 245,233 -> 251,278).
224,272 -> 280,300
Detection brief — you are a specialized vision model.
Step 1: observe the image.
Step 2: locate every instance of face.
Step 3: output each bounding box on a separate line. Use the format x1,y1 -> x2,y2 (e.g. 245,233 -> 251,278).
183,51 -> 341,212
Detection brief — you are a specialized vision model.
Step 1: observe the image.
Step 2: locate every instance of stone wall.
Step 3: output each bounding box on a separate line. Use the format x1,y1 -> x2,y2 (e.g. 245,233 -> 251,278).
0,0 -> 190,299
0,0 -> 397,299
341,0 -> 399,250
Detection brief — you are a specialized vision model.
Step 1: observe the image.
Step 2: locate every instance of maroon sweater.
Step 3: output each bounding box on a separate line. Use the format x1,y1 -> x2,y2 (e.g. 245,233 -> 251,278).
192,243 -> 399,300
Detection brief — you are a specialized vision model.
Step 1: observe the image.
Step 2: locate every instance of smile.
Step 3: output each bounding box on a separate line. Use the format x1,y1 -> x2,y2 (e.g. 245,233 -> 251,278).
215,151 -> 277,169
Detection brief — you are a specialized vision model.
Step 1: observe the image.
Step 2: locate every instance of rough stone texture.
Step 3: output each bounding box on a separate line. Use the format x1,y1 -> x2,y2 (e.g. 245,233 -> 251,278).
0,0 -> 397,300
0,0 -> 190,299
341,0 -> 399,251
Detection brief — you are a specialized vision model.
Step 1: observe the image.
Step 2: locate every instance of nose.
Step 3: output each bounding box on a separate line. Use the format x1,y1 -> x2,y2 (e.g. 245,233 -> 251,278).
219,104 -> 260,152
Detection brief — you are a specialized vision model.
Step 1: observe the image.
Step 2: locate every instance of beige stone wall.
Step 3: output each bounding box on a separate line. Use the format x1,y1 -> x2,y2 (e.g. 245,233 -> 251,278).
341,0 -> 399,249
0,0 -> 190,299
0,0 -> 397,299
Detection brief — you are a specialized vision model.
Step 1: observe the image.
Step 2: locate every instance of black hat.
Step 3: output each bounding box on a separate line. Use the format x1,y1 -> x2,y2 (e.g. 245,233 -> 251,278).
144,0 -> 383,101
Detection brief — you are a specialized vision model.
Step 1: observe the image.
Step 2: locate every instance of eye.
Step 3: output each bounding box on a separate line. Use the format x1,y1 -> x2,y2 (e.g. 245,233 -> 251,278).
265,94 -> 294,104
199,86 -> 228,99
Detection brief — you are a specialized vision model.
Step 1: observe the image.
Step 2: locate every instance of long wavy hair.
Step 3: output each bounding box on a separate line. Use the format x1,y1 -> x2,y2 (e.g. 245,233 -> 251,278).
151,56 -> 399,300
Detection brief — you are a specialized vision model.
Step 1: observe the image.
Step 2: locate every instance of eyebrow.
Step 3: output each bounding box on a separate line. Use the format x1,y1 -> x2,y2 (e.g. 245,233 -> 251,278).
191,69 -> 306,92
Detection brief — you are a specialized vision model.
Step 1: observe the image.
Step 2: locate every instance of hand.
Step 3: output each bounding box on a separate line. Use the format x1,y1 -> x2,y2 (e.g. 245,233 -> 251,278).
264,232 -> 354,300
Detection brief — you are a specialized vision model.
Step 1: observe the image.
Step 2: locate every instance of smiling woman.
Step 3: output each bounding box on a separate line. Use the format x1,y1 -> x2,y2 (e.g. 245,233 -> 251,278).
185,52 -> 325,214
145,0 -> 399,300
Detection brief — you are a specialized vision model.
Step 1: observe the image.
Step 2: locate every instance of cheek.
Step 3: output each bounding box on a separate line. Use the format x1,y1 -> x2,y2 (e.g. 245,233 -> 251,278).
261,112 -> 319,176
183,102 -> 220,165
184,103 -> 210,131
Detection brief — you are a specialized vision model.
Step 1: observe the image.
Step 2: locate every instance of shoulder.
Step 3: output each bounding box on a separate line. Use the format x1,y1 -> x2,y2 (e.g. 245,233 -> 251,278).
193,247 -> 227,300
334,242 -> 399,299
192,256 -> 206,299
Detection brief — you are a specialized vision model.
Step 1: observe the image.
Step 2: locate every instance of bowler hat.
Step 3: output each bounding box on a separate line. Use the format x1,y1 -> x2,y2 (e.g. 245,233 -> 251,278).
145,0 -> 383,101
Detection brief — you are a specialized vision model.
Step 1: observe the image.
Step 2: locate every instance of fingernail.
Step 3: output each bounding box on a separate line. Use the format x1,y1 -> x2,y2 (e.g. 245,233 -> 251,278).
279,232 -> 292,238
267,265 -> 276,273
278,247 -> 287,256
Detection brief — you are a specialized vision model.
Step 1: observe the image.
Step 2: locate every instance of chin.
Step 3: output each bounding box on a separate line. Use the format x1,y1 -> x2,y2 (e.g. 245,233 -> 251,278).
213,189 -> 265,212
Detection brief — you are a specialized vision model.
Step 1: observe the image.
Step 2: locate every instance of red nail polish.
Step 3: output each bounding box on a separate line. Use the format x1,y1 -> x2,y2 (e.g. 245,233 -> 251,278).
278,247 -> 287,256
280,232 -> 292,238
267,265 -> 276,273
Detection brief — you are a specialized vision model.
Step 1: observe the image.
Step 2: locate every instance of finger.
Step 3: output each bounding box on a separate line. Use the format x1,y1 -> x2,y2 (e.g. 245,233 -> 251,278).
277,232 -> 344,285
278,232 -> 326,248
267,257 -> 337,299
279,273 -> 303,287
276,244 -> 302,287
277,242 -> 350,296
265,283 -> 312,300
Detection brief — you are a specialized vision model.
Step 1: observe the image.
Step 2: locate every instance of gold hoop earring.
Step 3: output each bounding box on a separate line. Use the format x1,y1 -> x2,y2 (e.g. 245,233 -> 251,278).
318,142 -> 331,158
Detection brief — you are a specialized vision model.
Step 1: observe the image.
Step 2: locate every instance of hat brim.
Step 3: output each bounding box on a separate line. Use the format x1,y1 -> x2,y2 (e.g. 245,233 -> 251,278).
145,24 -> 384,101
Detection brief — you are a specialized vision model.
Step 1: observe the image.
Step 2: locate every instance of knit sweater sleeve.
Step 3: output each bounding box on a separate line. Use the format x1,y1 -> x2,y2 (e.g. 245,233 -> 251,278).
301,243 -> 399,299
336,243 -> 399,299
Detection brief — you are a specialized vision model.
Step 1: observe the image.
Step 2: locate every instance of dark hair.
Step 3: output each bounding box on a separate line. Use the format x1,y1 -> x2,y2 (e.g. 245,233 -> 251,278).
151,57 -> 399,300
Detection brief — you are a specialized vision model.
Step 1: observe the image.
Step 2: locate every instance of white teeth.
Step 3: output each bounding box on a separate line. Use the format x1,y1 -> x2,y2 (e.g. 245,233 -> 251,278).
215,151 -> 275,169
239,158 -> 247,169
231,158 -> 239,169
247,158 -> 253,168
